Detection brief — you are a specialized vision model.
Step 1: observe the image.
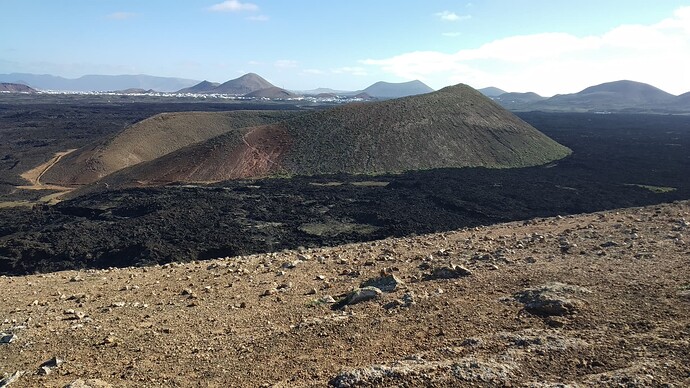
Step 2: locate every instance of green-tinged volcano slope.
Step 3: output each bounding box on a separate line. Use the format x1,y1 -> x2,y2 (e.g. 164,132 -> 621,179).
86,84 -> 570,190
40,110 -> 301,186
282,83 -> 571,175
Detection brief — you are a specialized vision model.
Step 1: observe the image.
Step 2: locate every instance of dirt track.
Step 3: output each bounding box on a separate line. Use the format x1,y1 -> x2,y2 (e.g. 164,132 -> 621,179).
13,149 -> 77,205
19,149 -> 77,189
1,201 -> 688,387
0,150 -> 77,208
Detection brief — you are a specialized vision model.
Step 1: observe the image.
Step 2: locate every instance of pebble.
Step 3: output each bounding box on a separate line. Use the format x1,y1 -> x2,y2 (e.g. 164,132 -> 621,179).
317,295 -> 336,304
0,333 -> 17,344
262,288 -> 278,297
0,371 -> 24,387
281,260 -> 300,269
64,379 -> 113,388
38,356 -> 63,375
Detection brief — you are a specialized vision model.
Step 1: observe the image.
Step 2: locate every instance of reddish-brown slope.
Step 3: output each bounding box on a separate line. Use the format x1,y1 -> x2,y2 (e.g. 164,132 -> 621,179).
98,124 -> 292,186
40,111 -> 299,186
0,83 -> 36,93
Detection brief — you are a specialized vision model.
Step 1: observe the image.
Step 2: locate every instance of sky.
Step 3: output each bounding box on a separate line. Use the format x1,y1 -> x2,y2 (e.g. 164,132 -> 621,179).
2,0 -> 690,96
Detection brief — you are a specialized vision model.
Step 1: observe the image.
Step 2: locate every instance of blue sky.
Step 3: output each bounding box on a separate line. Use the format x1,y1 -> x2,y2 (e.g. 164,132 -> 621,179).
2,0 -> 690,95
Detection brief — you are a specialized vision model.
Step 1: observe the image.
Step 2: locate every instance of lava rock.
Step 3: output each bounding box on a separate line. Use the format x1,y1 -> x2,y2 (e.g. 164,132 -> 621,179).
360,274 -> 403,292
514,283 -> 590,316
423,265 -> 472,280
333,287 -> 382,309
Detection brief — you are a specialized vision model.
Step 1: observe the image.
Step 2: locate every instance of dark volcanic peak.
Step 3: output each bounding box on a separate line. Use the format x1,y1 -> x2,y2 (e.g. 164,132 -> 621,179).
211,73 -> 275,95
244,87 -> 298,99
363,80 -> 434,98
177,80 -> 220,94
577,80 -> 675,101
281,84 -> 570,175
479,87 -> 507,97
0,82 -> 37,93
527,80 -> 679,113
92,83 -> 571,188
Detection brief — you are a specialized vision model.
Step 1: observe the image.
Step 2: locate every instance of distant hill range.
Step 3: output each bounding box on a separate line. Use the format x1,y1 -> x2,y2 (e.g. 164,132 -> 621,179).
360,80 -> 434,98
296,81 -> 434,99
0,73 -> 199,92
177,73 -> 275,95
478,87 -> 507,97
482,80 -> 690,113
181,75 -> 434,99
0,82 -> 37,93
50,83 -> 571,193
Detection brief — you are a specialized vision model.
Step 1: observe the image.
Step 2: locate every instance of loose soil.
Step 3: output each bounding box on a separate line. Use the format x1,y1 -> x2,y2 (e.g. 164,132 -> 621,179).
15,149 -> 77,204
0,201 -> 688,387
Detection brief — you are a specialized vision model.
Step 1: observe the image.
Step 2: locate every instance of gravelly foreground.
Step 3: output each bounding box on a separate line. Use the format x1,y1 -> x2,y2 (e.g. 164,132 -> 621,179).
1,201 -> 689,387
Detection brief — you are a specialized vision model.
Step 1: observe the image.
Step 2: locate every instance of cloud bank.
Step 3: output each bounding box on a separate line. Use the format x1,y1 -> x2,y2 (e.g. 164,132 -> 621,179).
365,6 -> 690,95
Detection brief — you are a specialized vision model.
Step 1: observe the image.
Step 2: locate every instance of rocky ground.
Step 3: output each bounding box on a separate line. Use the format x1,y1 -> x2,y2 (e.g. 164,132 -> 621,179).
1,201 -> 689,387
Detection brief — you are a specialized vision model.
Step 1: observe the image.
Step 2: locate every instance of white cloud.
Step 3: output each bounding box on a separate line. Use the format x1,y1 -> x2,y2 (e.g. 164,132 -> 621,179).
435,11 -> 470,22
247,14 -> 269,21
364,6 -> 690,95
331,66 -> 368,76
208,0 -> 258,12
275,59 -> 298,68
107,12 -> 138,20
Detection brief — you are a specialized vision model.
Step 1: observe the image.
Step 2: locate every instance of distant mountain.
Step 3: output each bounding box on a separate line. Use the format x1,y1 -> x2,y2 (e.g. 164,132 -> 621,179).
576,80 -> 675,104
244,87 -> 297,99
488,80 -> 688,113
83,83 -> 570,189
534,80 -> 676,112
211,73 -> 275,95
676,92 -> 690,104
0,82 -> 37,93
177,80 -> 220,94
492,92 -> 546,110
478,87 -> 507,97
362,80 -> 434,98
0,73 -> 199,92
